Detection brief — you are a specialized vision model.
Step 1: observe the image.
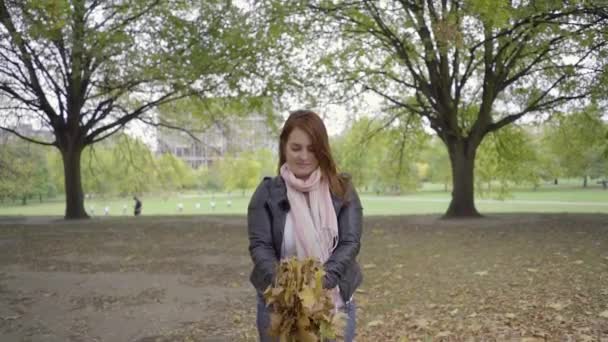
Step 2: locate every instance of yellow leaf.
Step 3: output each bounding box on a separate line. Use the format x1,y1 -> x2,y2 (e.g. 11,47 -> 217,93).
297,329 -> 318,342
299,287 -> 316,310
296,315 -> 310,329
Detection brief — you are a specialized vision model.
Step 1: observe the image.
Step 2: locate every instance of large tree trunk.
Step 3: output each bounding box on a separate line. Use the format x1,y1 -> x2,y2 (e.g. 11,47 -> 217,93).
444,140 -> 481,218
60,143 -> 88,219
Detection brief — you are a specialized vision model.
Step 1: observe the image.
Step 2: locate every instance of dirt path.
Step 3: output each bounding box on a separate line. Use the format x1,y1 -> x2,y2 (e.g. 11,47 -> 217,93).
0,214 -> 607,341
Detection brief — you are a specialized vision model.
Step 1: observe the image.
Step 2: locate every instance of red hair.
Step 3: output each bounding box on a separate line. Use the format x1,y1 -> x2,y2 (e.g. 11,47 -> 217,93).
278,110 -> 348,200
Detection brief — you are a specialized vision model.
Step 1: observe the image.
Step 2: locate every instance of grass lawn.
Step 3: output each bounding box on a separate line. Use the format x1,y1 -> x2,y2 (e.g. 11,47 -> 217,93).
1,185 -> 607,216
0,214 -> 606,341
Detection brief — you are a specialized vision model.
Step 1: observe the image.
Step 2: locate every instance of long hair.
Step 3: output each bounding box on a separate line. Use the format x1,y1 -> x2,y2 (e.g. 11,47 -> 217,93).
278,110 -> 348,200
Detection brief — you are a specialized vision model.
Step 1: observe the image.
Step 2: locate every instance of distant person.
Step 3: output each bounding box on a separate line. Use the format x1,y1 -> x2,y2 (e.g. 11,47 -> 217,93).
133,196 -> 142,216
177,202 -> 183,212
104,206 -> 110,216
247,110 -> 363,341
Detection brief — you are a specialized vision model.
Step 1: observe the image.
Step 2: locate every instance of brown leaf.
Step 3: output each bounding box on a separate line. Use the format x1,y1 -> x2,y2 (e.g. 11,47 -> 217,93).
436,331 -> 452,338
367,319 -> 384,328
548,302 -> 568,311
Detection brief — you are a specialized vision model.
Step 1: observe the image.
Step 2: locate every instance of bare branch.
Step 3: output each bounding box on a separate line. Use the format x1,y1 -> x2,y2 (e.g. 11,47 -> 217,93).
0,126 -> 55,146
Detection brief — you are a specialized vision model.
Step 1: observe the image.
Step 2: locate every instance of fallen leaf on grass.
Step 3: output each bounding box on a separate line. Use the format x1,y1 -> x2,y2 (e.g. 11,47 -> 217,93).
469,323 -> 482,332
526,268 -> 538,273
573,260 -> 584,265
363,263 -> 376,269
577,335 -> 594,342
435,331 -> 452,338
474,271 -> 488,276
367,320 -> 383,327
548,302 -> 568,311
505,313 -> 516,319
410,318 -> 430,330
599,310 -> 608,318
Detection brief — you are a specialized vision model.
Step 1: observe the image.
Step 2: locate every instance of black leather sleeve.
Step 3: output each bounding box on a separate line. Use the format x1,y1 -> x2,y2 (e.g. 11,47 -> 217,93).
323,182 -> 363,289
247,178 -> 278,292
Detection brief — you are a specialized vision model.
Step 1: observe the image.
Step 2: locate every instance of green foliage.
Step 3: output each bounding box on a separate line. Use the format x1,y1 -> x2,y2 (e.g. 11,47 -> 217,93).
219,152 -> 262,195
333,115 -> 429,194
0,141 -> 53,203
110,135 -> 159,196
0,0 -> 286,217
156,153 -> 196,192
543,105 -> 608,181
81,147 -> 116,197
475,125 -> 540,198
420,138 -> 452,191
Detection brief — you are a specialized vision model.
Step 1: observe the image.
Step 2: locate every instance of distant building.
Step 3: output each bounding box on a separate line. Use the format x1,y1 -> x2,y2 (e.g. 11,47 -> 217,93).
156,113 -> 278,169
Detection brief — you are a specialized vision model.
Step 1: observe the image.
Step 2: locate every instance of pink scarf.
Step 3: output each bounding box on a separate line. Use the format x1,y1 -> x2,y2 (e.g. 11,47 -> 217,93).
280,164 -> 342,309
280,164 -> 339,263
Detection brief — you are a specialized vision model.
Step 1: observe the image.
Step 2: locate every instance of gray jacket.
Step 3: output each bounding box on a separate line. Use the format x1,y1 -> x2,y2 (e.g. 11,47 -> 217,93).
247,175 -> 363,303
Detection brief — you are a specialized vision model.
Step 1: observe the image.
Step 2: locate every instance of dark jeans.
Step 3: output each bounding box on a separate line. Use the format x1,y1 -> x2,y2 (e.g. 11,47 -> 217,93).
256,292 -> 356,342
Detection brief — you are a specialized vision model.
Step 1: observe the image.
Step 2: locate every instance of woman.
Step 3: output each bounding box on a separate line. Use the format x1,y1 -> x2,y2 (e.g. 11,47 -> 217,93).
247,110 -> 363,341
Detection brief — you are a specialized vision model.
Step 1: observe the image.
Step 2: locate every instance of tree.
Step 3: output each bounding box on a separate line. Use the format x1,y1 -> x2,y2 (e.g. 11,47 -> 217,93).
0,1 -> 273,218
543,105 -> 608,186
0,140 -> 51,204
155,153 -> 195,193
219,153 -> 261,196
81,146 -> 115,197
333,115 -> 428,193
420,137 -> 451,191
255,147 -> 278,178
475,124 -> 540,198
110,134 -> 158,196
289,0 -> 608,217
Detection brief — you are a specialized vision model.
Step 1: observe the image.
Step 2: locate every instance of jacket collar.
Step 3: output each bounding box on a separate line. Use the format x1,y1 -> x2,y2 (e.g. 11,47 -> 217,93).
268,175 -> 343,216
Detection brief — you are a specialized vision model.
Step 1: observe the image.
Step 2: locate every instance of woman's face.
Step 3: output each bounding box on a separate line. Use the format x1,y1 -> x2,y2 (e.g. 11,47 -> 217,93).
285,127 -> 319,179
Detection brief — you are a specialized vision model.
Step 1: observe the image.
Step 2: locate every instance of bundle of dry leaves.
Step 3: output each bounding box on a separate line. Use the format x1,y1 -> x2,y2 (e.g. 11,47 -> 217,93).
263,257 -> 346,342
